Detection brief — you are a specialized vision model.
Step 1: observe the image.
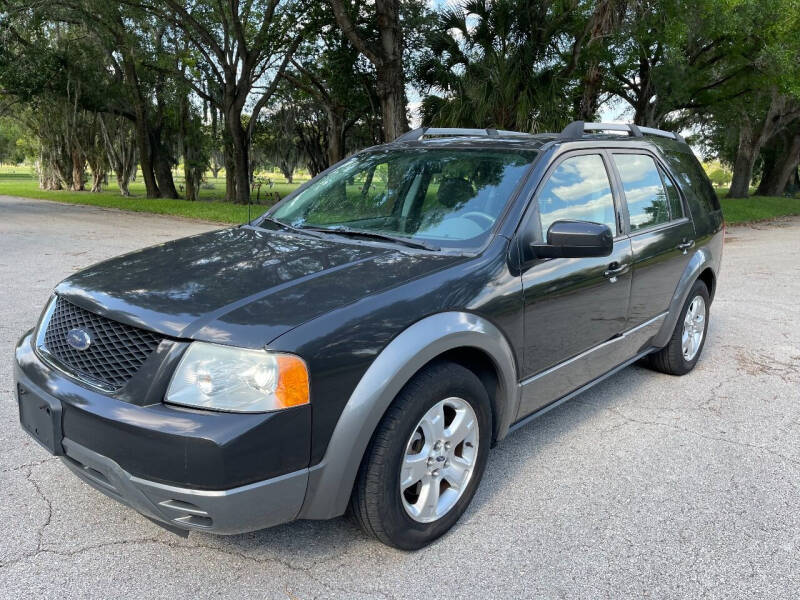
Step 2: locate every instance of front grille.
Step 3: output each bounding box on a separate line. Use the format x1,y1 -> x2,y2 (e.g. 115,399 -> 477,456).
41,296 -> 164,390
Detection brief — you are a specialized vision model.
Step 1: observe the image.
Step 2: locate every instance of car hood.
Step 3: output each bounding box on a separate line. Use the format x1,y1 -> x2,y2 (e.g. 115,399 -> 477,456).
55,227 -> 463,347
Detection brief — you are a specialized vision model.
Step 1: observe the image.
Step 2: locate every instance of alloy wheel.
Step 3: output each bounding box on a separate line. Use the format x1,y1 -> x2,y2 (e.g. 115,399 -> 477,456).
681,295 -> 706,361
399,397 -> 479,523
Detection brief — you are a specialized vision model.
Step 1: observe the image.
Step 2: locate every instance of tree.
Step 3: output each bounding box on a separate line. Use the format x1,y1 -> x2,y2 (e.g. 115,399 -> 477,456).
98,114 -> 138,196
707,168 -> 731,188
257,106 -> 302,182
726,93 -> 800,197
417,0 -> 598,132
328,0 -> 410,140
603,0 -> 760,127
755,120 -> 800,196
134,0 -> 308,203
0,118 -> 25,164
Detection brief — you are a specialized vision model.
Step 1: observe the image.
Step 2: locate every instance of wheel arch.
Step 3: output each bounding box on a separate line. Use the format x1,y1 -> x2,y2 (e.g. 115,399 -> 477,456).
697,267 -> 716,302
298,311 -> 519,520
652,248 -> 717,349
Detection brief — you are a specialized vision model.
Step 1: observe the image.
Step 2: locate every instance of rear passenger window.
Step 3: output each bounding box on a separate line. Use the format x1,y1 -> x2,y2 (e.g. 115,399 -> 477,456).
537,154 -> 616,240
613,154 -> 670,231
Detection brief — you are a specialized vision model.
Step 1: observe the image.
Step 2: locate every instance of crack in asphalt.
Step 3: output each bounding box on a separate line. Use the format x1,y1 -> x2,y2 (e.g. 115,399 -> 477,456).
1,536 -> 396,600
1,468 -> 394,600
26,466 -> 53,556
0,465 -> 54,570
0,457 -> 58,474
573,400 -> 800,471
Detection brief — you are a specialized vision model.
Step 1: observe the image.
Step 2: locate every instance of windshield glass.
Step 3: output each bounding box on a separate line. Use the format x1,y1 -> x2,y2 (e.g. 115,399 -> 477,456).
269,148 -> 537,249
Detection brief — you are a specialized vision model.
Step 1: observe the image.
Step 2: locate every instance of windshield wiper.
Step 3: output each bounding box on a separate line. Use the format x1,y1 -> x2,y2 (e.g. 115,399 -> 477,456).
256,216 -> 326,238
298,226 -> 439,251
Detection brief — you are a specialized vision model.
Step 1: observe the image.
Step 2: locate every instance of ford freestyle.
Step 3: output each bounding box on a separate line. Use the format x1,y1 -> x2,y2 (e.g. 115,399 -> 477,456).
15,122 -> 723,549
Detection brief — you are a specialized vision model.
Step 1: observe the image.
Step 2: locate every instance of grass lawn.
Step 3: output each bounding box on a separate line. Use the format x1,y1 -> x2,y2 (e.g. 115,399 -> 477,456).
0,166 -> 306,224
717,194 -> 800,225
0,165 -> 798,226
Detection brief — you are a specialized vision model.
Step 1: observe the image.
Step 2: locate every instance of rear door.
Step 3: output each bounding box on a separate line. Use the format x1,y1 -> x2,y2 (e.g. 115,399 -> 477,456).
609,151 -> 695,328
517,151 -> 633,418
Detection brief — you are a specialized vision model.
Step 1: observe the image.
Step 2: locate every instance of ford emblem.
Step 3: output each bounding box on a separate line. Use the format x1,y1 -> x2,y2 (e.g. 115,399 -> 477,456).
66,328 -> 92,351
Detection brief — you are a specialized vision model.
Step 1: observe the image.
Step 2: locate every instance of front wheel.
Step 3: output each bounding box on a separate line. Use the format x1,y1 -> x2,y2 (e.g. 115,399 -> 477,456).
349,361 -> 491,550
648,279 -> 710,375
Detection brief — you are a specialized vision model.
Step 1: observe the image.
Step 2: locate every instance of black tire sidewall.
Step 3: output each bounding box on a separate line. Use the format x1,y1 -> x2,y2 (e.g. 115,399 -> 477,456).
672,281 -> 710,373
371,364 -> 492,550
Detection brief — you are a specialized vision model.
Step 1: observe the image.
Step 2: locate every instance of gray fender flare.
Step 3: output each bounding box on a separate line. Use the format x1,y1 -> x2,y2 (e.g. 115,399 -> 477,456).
651,247 -> 716,349
298,311 -> 519,520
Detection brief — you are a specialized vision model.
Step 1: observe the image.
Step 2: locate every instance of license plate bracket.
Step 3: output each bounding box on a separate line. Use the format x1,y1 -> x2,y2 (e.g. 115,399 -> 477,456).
17,383 -> 64,456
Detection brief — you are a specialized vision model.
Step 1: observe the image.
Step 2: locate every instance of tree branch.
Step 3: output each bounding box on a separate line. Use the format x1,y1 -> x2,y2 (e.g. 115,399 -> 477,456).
328,0 -> 381,66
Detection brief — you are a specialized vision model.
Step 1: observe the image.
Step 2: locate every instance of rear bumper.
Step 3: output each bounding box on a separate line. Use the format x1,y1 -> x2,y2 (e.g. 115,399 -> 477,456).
61,438 -> 308,534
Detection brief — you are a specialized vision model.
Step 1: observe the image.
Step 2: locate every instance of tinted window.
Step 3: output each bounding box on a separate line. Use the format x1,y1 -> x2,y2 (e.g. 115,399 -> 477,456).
662,149 -> 721,212
271,149 -> 536,249
613,154 -> 670,231
659,166 -> 683,218
536,154 -> 616,240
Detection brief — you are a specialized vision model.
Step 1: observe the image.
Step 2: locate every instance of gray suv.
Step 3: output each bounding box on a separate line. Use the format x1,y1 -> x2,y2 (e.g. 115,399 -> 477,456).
15,122 -> 723,549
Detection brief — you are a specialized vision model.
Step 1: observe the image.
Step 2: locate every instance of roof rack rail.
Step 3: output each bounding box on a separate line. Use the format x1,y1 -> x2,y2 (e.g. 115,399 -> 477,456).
560,121 -> 685,143
394,127 -> 535,142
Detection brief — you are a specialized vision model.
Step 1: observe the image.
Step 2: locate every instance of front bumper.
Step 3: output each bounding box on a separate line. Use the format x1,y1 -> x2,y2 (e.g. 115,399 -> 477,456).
15,331 -> 311,534
61,438 -> 308,534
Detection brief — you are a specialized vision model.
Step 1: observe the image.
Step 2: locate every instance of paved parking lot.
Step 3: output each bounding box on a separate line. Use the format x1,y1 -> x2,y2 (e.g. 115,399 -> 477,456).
1,195 -> 799,599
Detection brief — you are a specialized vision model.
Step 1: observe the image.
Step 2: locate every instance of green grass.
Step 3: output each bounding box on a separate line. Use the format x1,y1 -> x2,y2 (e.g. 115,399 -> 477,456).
0,165 -> 798,226
0,165 -> 305,224
718,193 -> 800,225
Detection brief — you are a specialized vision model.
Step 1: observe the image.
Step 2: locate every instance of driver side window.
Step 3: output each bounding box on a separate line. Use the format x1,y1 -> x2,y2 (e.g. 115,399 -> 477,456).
537,154 -> 616,241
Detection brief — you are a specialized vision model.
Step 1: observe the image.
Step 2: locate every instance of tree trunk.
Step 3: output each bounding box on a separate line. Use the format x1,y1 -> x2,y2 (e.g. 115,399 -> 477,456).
375,63 -> 407,142
153,151 -> 178,199
227,108 -> 251,204
576,0 -> 622,121
38,156 -> 62,190
121,53 -> 160,198
114,169 -> 131,196
756,131 -> 800,196
786,167 -> 800,195
90,169 -> 105,192
729,95 -> 785,198
578,64 -> 603,121
326,108 -> 345,165
184,164 -> 197,201
729,146 -> 757,198
223,134 -> 237,202
148,125 -> 178,198
330,0 -> 408,142
71,149 -> 85,191
278,161 -> 294,183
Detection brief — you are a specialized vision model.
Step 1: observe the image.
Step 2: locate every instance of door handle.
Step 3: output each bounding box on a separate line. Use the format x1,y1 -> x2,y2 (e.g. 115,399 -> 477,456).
677,240 -> 695,254
603,262 -> 629,283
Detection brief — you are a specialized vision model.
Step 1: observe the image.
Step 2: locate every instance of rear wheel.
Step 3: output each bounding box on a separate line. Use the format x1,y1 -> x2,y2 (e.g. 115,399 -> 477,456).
648,279 -> 710,375
349,361 -> 491,550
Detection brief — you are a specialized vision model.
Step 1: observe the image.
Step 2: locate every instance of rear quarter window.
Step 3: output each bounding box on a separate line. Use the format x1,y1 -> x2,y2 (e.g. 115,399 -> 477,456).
661,149 -> 720,213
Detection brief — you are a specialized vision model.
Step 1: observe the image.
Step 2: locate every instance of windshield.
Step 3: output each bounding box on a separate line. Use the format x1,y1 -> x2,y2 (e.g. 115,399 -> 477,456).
269,148 -> 537,249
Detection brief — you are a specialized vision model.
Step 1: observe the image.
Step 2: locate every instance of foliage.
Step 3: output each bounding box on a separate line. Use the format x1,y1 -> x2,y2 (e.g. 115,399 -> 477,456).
1,0 -> 799,208
417,0 -> 592,132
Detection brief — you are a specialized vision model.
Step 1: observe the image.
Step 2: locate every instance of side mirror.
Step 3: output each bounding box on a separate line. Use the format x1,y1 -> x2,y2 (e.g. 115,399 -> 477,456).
530,220 -> 613,259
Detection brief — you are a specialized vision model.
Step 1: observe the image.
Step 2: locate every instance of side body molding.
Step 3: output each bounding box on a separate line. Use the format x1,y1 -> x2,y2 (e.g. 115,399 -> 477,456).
651,246 -> 716,349
298,311 -> 519,520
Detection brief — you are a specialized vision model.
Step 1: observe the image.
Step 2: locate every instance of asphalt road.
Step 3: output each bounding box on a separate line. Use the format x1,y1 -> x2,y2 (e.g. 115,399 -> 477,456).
1,195 -> 799,599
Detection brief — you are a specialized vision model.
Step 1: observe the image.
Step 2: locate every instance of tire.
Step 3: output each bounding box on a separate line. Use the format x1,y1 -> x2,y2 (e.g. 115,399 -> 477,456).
648,279 -> 710,375
349,361 -> 492,550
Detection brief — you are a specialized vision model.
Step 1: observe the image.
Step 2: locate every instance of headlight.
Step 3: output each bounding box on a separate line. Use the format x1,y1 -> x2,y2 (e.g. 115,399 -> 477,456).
166,342 -> 309,413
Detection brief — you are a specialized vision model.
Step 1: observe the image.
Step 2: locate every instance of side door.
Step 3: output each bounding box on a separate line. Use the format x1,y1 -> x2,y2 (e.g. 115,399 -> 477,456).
609,151 -> 695,329
517,151 -> 633,418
